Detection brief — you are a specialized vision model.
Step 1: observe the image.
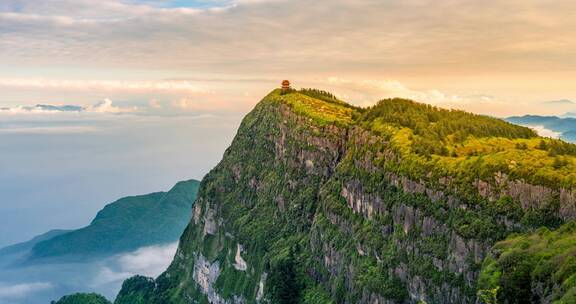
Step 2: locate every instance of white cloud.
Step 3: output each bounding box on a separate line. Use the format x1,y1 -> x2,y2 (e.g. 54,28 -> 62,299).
2,0 -> 575,75
172,96 -> 238,111
172,97 -> 196,110
94,267 -> 135,286
319,77 -> 501,108
1,0 -> 169,21
116,242 -> 178,276
86,99 -> 136,113
93,243 -> 178,286
0,79 -> 207,94
0,106 -> 72,115
149,99 -> 162,109
528,125 -> 562,139
0,126 -> 98,134
0,99 -> 136,115
0,282 -> 53,299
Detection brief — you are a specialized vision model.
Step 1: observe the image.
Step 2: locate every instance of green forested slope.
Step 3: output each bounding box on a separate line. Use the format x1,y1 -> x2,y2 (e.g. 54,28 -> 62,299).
478,221 -> 576,303
29,179 -> 200,260
114,276 -> 156,304
51,293 -> 111,304
0,229 -> 70,257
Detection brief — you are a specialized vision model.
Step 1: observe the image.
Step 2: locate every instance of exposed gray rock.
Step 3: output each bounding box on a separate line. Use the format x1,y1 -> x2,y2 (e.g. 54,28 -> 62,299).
256,272 -> 267,302
203,207 -> 218,236
193,202 -> 202,225
340,181 -> 383,219
233,244 -> 248,271
193,254 -> 223,303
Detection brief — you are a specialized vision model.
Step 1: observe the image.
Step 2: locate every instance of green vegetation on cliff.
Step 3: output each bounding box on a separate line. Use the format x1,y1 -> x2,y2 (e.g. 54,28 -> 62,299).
114,89 -> 576,304
273,90 -> 576,189
51,293 -> 111,304
478,221 -> 576,303
270,89 -> 355,126
362,98 -> 576,189
362,98 -> 536,142
115,276 -> 156,304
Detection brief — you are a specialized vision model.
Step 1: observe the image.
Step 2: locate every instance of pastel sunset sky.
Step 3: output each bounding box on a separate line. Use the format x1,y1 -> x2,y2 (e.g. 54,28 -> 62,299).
1,0 -> 575,116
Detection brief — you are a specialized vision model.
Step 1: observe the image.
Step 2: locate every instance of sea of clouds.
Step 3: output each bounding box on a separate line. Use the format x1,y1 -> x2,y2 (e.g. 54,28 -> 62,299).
0,242 -> 178,304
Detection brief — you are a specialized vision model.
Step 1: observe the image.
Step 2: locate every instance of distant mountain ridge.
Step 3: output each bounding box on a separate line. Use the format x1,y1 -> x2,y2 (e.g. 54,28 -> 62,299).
0,179 -> 200,263
35,104 -> 83,112
506,115 -> 576,142
29,179 -> 200,261
0,229 -> 70,258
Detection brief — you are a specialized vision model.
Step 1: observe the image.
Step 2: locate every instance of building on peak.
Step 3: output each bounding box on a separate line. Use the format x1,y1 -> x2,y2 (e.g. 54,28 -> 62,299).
281,80 -> 291,93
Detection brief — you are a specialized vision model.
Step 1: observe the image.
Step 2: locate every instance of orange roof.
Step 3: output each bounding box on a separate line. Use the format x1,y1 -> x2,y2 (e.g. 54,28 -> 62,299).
282,80 -> 290,85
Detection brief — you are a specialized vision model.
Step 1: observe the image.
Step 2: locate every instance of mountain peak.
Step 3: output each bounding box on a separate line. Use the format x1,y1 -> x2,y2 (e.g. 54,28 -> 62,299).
264,88 -> 356,126
116,89 -> 576,304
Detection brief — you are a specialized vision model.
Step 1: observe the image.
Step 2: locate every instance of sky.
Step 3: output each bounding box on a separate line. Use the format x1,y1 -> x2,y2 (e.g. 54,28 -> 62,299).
0,108 -> 239,247
1,0 -> 576,115
1,0 -> 576,246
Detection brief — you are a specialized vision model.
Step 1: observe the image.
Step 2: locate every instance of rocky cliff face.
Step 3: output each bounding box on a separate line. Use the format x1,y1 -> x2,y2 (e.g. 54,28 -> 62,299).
116,90 -> 575,304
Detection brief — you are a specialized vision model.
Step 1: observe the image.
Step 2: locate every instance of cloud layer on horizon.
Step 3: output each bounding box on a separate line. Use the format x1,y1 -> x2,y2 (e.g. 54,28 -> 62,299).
2,77 -> 576,118
0,98 -> 136,114
0,282 -> 53,301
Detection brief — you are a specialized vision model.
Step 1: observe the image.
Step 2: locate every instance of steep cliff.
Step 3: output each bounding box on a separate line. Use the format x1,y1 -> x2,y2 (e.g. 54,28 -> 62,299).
116,89 -> 576,303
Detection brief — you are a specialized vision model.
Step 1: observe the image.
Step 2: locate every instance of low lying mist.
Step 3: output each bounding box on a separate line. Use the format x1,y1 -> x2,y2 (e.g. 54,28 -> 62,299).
0,242 -> 178,304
